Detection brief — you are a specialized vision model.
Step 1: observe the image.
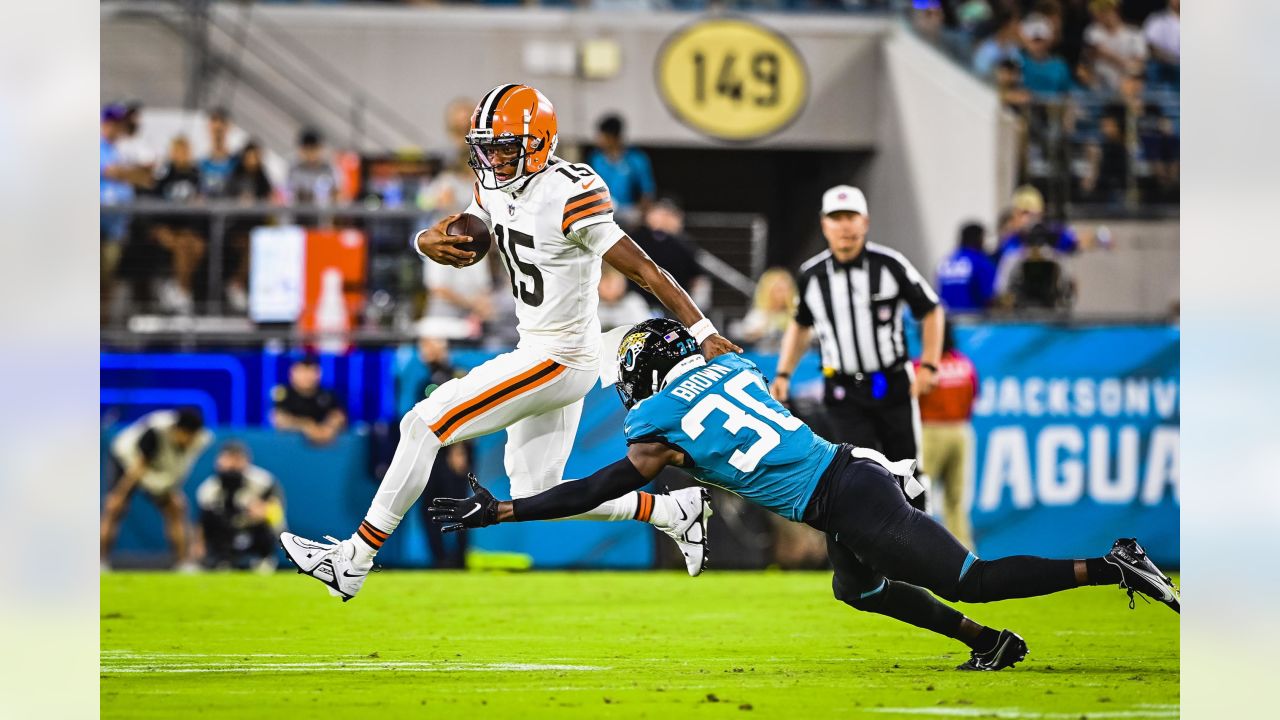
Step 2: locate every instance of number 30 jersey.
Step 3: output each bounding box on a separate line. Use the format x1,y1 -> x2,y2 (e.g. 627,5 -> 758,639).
623,354 -> 839,521
462,156 -> 625,370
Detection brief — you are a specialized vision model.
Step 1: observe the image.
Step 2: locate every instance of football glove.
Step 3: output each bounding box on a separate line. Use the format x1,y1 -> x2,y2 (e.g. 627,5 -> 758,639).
428,474 -> 498,533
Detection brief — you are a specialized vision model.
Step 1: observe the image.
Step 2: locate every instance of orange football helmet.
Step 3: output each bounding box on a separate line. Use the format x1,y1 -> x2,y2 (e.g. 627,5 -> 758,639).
465,84 -> 559,191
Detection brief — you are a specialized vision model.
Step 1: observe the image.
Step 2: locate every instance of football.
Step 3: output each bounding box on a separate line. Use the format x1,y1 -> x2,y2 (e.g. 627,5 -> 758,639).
446,212 -> 492,266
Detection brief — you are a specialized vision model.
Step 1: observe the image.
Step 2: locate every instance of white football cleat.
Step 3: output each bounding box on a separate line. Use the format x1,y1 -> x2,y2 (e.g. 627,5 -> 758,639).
279,532 -> 372,602
655,487 -> 711,577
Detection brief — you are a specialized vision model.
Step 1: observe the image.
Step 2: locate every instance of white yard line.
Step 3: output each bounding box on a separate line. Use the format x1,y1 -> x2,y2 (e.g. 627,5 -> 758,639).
866,708 -> 1179,719
100,660 -> 608,674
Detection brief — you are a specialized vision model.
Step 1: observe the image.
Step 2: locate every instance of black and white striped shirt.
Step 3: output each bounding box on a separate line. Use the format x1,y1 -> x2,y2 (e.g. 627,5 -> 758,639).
794,243 -> 940,375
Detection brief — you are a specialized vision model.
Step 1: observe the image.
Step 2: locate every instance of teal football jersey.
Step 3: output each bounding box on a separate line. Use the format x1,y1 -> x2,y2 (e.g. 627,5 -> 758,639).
623,354 -> 838,521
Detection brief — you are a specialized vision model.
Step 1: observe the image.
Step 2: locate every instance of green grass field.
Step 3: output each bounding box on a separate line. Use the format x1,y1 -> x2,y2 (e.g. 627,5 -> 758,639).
101,571 -> 1178,719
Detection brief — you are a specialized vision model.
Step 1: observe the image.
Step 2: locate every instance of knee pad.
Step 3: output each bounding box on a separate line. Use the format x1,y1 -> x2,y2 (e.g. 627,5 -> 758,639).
400,410 -> 441,444
833,575 -> 889,611
949,558 -> 987,603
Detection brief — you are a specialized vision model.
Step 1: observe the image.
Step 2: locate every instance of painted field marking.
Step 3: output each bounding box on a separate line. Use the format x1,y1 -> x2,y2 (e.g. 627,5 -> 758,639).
100,658 -> 609,675
866,708 -> 1179,719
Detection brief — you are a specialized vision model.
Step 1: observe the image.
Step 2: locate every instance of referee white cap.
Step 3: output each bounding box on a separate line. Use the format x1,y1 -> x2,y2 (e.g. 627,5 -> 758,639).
822,185 -> 868,217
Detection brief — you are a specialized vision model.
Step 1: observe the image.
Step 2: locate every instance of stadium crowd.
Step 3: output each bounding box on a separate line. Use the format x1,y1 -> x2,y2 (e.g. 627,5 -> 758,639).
914,0 -> 1179,209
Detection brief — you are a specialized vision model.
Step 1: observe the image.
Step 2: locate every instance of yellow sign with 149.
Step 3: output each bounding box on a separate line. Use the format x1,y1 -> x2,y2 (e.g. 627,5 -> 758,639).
656,17 -> 808,142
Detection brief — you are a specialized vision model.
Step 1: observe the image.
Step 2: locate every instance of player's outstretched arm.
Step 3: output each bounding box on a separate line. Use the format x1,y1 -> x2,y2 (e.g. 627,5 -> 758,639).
428,443 -> 681,531
602,238 -> 742,359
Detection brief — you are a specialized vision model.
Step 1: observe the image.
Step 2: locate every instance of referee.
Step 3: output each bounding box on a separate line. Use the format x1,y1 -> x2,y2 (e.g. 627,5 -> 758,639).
769,185 -> 945,504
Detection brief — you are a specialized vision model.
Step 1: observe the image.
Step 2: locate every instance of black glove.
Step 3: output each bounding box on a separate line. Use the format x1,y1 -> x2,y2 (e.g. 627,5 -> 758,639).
428,474 -> 499,533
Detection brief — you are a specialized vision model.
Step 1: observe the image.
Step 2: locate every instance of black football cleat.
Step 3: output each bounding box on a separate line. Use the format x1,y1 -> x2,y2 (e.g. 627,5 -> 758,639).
1104,538 -> 1180,614
956,629 -> 1028,671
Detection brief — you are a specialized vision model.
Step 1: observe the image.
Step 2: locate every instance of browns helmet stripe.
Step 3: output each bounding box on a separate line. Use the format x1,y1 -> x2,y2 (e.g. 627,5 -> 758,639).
472,85 -> 502,128
479,83 -> 520,130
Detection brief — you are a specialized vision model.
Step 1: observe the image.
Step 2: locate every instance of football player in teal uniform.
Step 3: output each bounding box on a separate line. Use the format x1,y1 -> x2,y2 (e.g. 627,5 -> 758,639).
430,319 -> 1179,671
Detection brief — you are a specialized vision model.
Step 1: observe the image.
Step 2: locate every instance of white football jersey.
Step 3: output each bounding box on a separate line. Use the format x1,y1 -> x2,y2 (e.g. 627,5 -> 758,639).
110,410 -> 214,494
462,156 -> 625,369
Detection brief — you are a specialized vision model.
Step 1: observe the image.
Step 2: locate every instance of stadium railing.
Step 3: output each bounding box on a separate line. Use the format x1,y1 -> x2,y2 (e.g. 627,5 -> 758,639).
100,201 -> 766,337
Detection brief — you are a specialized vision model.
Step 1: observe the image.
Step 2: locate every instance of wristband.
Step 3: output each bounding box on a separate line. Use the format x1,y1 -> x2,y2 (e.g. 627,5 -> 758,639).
689,318 -> 717,344
775,372 -> 791,380
920,362 -> 939,373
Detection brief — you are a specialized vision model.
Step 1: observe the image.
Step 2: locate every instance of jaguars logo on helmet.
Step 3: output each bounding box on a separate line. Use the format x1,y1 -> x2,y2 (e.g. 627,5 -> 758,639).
614,318 -> 699,409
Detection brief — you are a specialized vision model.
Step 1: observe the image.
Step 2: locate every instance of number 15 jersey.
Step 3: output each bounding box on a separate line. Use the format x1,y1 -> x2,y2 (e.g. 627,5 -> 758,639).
623,354 -> 839,521
462,156 -> 625,370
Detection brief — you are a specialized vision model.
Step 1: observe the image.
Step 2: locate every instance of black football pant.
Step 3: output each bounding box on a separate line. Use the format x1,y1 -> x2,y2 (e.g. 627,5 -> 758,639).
803,449 -> 1083,640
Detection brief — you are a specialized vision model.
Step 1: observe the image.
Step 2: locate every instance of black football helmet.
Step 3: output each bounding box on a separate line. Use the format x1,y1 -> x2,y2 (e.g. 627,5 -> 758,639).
615,318 -> 701,409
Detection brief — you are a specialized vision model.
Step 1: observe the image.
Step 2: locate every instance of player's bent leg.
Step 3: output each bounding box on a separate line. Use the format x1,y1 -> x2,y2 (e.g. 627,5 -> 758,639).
99,488 -> 131,564
156,490 -> 195,570
284,349 -> 586,601
827,534 -> 1018,666
839,462 -> 1177,612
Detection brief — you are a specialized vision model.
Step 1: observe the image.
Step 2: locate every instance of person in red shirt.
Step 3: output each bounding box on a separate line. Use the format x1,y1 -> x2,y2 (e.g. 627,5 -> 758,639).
915,322 -> 978,549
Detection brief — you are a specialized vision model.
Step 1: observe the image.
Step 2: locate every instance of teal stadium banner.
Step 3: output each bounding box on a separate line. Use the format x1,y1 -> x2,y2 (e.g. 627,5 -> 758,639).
955,324 -> 1179,566
101,323 -> 1179,567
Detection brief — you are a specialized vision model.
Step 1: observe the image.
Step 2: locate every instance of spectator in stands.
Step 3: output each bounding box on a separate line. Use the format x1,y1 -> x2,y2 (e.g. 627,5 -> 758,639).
286,127 -> 338,206
227,141 -> 274,203
1079,0 -> 1147,94
910,0 -> 946,44
437,97 -> 476,172
423,253 -> 494,341
995,222 -> 1075,311
398,333 -> 473,569
735,268 -> 797,354
954,0 -> 993,34
627,198 -> 710,312
586,114 -> 655,225
1143,0 -> 1178,87
199,107 -> 237,199
994,58 -> 1032,111
597,265 -> 652,331
151,135 -> 207,314
271,355 -> 347,446
101,408 -> 213,571
100,104 -> 148,294
1053,0 -> 1094,72
418,153 -> 471,215
915,321 -> 978,549
936,222 -> 997,314
1123,78 -> 1179,202
155,135 -> 202,203
1018,15 -> 1074,97
993,185 -> 1094,263
223,141 -> 275,312
195,441 -> 285,573
116,101 -> 159,183
972,9 -> 1023,79
1080,105 -> 1131,205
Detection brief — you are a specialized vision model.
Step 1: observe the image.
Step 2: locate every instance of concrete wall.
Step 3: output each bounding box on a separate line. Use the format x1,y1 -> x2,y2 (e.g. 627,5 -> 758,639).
1070,220 -> 1180,318
864,25 -> 1016,272
102,4 -> 888,152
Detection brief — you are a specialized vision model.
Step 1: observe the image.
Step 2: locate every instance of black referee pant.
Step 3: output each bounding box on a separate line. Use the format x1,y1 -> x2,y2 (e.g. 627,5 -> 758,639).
821,366 -> 920,464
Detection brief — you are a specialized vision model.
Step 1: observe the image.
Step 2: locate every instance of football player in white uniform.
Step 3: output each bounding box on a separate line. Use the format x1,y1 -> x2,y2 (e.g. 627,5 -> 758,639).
282,84 -> 741,600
